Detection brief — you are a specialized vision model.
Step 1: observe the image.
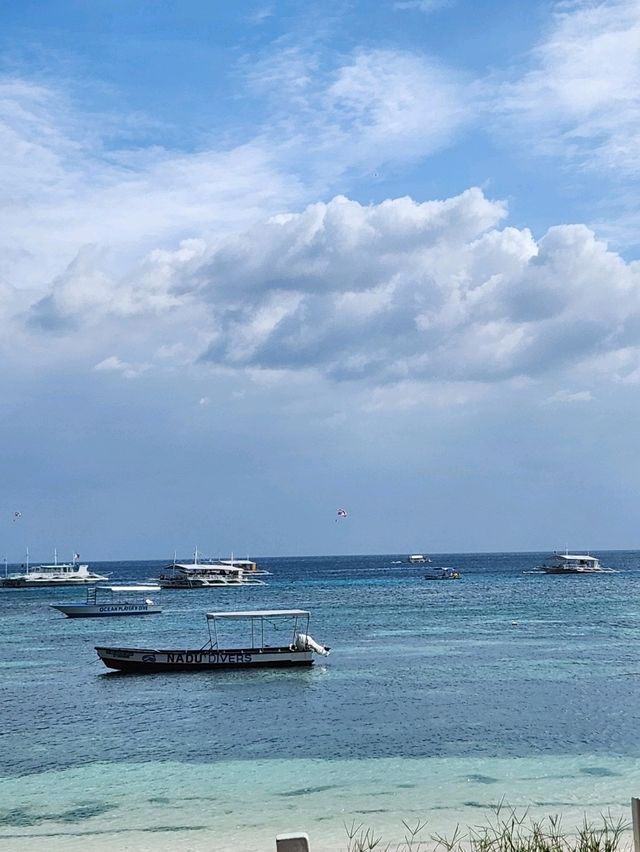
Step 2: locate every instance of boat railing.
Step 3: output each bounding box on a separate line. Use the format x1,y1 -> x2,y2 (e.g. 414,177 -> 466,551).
206,610 -> 311,651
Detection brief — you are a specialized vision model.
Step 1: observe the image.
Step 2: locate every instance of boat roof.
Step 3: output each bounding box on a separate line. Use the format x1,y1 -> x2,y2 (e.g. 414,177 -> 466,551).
555,553 -> 598,561
97,585 -> 161,592
207,609 -> 310,620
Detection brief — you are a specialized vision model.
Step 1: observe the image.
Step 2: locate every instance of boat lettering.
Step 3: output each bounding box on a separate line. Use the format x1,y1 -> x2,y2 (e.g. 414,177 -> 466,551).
214,652 -> 253,664
99,605 -> 144,613
165,651 -> 253,664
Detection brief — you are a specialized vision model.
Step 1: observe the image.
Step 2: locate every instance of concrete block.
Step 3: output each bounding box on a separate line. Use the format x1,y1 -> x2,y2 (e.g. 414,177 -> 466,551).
275,831 -> 310,852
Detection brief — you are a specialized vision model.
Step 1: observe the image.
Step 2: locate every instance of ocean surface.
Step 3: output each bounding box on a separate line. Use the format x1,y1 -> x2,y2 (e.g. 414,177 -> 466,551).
1,551 -> 640,851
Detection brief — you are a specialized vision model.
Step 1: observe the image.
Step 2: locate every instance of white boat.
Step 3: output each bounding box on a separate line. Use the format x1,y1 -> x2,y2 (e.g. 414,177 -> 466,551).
407,554 -> 431,564
536,552 -> 613,574
218,557 -> 270,576
51,584 -> 162,618
95,609 -> 330,672
158,549 -> 267,589
0,551 -> 108,588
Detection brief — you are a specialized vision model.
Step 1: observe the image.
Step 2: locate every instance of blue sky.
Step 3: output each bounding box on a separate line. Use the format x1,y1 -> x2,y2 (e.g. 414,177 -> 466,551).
1,0 -> 640,560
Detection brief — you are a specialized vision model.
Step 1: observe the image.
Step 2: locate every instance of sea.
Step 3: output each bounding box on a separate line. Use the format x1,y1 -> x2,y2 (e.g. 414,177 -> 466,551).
1,551 -> 640,852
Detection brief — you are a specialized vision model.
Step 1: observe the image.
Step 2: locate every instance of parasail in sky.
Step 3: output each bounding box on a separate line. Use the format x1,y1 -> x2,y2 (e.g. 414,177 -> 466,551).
12,511 -> 22,522
336,508 -> 348,521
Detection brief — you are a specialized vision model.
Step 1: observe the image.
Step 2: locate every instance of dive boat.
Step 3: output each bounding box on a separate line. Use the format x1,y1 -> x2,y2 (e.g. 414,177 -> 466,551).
157,549 -> 267,588
0,551 -> 108,588
536,552 -> 613,574
51,584 -> 162,618
424,567 -> 461,580
407,554 -> 431,564
95,609 -> 330,672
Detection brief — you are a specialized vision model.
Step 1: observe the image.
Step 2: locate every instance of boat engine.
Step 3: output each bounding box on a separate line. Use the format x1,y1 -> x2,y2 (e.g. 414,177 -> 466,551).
295,632 -> 330,656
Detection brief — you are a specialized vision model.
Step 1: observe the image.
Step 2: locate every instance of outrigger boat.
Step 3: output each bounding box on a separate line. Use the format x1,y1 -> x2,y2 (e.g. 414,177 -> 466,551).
95,609 -> 330,673
157,549 -> 268,589
535,552 -> 613,574
51,585 -> 162,618
424,567 -> 461,580
0,550 -> 108,588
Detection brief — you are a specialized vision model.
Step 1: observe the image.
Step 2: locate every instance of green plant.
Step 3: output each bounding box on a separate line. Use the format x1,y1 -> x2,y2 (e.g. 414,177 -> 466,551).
344,805 -> 629,852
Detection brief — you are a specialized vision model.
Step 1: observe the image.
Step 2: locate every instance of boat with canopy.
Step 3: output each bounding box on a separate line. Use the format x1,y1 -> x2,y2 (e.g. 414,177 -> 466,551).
95,609 -> 330,672
51,584 -> 162,618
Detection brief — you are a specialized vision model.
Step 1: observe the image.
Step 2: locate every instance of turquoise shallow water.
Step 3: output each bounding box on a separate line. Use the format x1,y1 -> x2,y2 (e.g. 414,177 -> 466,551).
1,551 -> 640,850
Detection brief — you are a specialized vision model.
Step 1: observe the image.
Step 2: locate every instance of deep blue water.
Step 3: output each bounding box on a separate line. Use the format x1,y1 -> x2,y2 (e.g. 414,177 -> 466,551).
2,551 -> 640,779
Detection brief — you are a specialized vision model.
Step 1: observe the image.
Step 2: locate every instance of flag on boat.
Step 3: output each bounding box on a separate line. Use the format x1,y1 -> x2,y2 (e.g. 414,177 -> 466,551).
74,553 -> 80,560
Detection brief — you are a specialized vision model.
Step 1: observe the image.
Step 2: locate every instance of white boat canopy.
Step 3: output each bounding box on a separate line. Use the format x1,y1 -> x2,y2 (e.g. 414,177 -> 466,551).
555,554 -> 598,561
207,609 -> 310,620
97,585 -> 161,593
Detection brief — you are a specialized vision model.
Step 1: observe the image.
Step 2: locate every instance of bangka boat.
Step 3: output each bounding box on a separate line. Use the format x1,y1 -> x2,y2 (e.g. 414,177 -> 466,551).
536,552 -> 613,574
407,554 -> 431,564
51,584 -> 162,618
424,567 -> 461,580
95,609 -> 330,672
157,549 -> 268,589
218,557 -> 270,576
0,551 -> 108,588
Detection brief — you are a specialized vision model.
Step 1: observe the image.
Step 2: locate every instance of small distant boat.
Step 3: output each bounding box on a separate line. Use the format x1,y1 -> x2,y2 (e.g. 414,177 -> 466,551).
157,549 -> 267,589
51,584 -> 162,618
407,554 -> 431,564
0,550 -> 108,588
536,552 -> 613,575
424,567 -> 461,580
95,609 -> 330,673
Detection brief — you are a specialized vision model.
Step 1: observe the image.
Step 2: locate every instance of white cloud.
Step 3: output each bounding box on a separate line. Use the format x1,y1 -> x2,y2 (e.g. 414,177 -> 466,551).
500,0 -> 640,175
1,45 -> 474,309
0,77 -> 305,297
4,25 -> 640,398
543,389 -> 594,405
27,239 -> 208,330
182,190 -> 640,386
20,186 -> 640,391
393,0 -> 452,13
94,355 -> 149,379
247,47 -> 473,181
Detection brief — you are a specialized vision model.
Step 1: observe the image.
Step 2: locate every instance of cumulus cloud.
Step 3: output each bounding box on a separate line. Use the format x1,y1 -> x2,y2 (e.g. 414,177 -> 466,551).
193,191 -> 640,385
17,182 -> 640,391
500,0 -> 640,175
27,239 -> 205,330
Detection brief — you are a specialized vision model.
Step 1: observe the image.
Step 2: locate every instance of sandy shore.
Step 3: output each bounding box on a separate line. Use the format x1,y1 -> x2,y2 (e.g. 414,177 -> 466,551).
1,754 -> 636,852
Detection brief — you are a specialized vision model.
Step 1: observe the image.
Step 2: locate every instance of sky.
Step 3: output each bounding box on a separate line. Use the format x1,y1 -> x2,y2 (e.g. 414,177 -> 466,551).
1,0 -> 640,560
